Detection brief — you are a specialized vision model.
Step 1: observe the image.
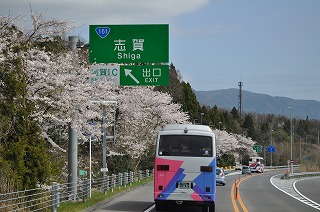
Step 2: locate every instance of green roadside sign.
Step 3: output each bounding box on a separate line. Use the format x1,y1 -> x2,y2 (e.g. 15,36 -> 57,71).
89,24 -> 169,64
120,65 -> 169,86
252,145 -> 262,153
90,64 -> 169,86
79,170 -> 87,176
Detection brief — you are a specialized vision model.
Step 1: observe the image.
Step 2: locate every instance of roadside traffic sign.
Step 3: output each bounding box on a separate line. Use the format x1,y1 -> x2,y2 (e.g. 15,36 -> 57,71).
101,168 -> 109,172
89,24 -> 169,64
267,145 -> 275,153
79,170 -> 87,176
290,159 -> 294,164
253,145 -> 262,153
120,65 -> 169,86
90,64 -> 120,84
90,64 -> 169,86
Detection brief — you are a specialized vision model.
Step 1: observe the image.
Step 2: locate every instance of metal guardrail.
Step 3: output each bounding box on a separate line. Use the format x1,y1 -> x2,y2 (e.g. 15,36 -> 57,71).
265,165 -> 320,180
0,170 -> 153,212
288,172 -> 320,179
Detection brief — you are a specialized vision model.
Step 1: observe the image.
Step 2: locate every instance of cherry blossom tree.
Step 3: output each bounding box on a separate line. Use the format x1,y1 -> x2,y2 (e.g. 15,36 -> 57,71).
113,86 -> 190,170
1,11 -> 118,152
213,129 -> 256,161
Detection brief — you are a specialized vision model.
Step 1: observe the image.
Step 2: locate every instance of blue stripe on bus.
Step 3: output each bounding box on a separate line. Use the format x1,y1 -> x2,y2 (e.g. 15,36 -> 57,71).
159,168 -> 186,199
193,158 -> 216,201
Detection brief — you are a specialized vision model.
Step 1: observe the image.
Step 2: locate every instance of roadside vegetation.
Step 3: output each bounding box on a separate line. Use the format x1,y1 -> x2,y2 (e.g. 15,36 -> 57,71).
58,178 -> 153,212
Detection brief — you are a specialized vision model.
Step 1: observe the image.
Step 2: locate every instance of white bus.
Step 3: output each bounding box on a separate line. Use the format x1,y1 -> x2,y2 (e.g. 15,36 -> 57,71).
249,156 -> 264,173
154,124 -> 216,212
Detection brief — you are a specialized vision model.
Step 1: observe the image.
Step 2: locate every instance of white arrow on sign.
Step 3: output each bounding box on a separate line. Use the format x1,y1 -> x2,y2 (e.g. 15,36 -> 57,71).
124,69 -> 139,84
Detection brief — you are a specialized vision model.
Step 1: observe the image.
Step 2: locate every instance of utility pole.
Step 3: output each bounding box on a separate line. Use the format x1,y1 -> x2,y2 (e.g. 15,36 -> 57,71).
318,130 -> 319,146
270,129 -> 273,167
91,100 -> 117,193
287,107 -> 293,173
68,36 -> 79,200
238,82 -> 243,120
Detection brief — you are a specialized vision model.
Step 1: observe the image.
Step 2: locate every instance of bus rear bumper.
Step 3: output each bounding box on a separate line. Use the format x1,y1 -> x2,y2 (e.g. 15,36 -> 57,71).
155,199 -> 215,207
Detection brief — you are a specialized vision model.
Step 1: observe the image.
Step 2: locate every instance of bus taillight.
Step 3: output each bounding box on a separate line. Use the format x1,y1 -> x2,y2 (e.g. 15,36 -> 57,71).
157,165 -> 169,171
200,166 -> 213,172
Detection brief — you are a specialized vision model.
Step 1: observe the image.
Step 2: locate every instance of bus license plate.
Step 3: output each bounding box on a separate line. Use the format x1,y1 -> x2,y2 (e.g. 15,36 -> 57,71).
178,182 -> 191,189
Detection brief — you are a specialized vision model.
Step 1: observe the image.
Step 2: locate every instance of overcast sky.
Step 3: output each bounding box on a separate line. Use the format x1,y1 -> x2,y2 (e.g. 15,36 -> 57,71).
2,0 -> 320,101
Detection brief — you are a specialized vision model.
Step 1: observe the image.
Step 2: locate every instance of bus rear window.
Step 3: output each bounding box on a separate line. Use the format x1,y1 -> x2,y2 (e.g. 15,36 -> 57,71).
158,135 -> 212,157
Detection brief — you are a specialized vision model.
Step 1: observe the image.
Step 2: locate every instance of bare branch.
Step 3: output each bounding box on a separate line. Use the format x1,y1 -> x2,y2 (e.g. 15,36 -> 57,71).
26,4 -> 71,43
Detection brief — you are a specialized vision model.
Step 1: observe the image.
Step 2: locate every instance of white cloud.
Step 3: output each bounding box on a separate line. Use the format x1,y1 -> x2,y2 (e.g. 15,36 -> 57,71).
2,0 -> 209,26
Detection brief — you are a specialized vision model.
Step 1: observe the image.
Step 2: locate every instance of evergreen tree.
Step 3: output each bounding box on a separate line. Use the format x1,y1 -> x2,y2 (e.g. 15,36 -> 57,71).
154,63 -> 183,103
210,105 -> 220,129
181,82 -> 200,122
230,107 -> 240,120
242,114 -> 256,140
0,54 -> 51,189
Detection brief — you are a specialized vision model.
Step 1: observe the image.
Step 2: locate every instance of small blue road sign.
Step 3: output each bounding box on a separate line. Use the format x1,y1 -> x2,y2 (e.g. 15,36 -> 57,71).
268,145 -> 275,153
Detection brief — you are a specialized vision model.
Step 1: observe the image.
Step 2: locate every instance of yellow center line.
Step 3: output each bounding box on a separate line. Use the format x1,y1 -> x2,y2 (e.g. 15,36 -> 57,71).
231,174 -> 252,212
231,179 -> 240,212
237,177 -> 249,212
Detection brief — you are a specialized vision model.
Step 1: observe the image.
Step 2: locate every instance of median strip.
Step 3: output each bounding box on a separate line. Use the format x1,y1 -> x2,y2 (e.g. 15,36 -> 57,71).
231,174 -> 251,212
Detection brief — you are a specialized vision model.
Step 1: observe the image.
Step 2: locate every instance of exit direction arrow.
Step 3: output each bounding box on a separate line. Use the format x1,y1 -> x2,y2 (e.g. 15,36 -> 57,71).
124,69 -> 140,84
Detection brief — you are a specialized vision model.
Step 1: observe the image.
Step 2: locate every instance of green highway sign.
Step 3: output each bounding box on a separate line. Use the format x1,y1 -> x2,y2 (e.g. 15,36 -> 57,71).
89,24 -> 169,64
90,64 -> 169,86
79,170 -> 87,176
120,65 -> 169,86
252,145 -> 262,153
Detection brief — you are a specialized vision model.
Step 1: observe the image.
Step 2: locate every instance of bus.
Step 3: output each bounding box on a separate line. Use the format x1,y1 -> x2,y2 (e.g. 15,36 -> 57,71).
154,124 -> 216,212
249,156 -> 264,173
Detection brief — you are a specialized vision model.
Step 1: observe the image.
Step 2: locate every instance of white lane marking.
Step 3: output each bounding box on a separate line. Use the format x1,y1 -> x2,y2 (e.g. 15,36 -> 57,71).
144,204 -> 155,212
270,174 -> 320,210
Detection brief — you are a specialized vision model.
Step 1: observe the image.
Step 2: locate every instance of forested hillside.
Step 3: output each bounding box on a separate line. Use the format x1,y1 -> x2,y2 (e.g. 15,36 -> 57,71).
196,89 -> 320,120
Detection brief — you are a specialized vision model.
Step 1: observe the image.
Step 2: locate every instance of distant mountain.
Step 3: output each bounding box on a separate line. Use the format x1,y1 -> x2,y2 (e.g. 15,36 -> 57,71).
195,88 -> 320,120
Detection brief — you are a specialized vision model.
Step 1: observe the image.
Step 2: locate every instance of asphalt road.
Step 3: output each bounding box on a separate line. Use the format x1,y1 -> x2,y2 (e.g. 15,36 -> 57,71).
295,176 -> 320,209
240,172 -> 320,212
86,171 -> 320,212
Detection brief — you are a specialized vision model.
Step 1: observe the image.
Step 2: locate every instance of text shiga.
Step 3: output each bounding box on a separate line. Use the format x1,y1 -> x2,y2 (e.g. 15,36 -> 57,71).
117,52 -> 141,61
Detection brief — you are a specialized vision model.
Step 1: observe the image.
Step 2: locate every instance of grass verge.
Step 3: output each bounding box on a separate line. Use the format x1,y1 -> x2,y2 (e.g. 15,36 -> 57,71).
57,178 -> 153,212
